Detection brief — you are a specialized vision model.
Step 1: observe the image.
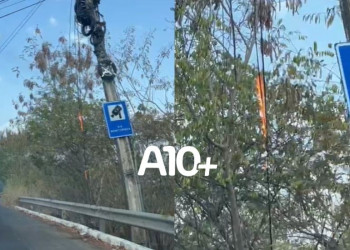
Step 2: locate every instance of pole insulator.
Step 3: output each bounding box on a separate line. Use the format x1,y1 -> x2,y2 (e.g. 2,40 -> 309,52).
97,60 -> 117,80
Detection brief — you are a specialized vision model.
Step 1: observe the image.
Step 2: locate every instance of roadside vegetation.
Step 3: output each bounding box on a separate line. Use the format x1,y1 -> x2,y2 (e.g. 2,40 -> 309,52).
0,28 -> 174,249
175,1 -> 350,249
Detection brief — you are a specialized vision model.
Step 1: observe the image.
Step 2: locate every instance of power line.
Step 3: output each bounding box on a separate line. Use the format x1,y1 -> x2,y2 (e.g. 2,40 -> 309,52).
0,5 -> 39,53
0,1 -> 44,54
253,0 -> 273,249
256,0 -> 273,249
0,0 -> 27,11
68,0 -> 73,49
0,0 -> 44,19
0,0 -> 11,5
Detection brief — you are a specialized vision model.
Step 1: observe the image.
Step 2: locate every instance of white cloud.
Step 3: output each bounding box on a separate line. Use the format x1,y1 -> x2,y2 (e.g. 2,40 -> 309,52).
49,17 -> 58,27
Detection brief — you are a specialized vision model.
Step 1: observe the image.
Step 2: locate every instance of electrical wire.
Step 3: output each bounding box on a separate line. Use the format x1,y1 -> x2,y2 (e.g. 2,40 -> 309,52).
0,0 -> 26,11
0,4 -> 39,53
228,0 -> 238,81
253,0 -> 260,73
0,0 -> 11,5
255,0 -> 274,249
0,0 -> 44,54
68,0 -> 73,50
0,0 -> 44,19
76,15 -> 84,133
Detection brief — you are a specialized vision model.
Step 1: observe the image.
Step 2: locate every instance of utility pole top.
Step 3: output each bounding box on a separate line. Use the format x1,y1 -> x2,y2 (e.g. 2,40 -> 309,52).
75,0 -> 117,80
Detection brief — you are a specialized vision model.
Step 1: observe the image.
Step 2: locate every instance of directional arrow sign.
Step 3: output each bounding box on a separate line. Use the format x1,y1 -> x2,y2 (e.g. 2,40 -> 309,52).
335,43 -> 350,116
102,101 -> 133,139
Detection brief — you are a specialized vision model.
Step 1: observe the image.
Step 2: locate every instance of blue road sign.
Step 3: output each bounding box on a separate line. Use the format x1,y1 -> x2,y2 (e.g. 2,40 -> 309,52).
336,43 -> 350,115
102,101 -> 133,139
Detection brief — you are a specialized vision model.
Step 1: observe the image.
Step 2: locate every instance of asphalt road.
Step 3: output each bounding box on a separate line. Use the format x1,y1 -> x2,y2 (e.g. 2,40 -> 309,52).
0,200 -> 103,250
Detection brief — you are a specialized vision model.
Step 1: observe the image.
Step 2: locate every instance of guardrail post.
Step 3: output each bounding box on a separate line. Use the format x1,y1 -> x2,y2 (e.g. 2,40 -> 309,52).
99,219 -> 106,233
61,210 -> 68,220
80,215 -> 87,226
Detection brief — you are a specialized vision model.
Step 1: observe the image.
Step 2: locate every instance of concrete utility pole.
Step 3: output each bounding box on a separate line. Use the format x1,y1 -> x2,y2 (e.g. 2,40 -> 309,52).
340,0 -> 350,41
74,0 -> 147,244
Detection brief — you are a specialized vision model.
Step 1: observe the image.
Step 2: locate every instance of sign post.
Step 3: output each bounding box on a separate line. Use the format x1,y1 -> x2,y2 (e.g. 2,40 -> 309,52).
335,42 -> 350,116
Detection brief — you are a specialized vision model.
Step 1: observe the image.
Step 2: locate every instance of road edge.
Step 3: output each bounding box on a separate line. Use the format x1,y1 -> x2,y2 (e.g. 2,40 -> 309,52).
15,206 -> 152,250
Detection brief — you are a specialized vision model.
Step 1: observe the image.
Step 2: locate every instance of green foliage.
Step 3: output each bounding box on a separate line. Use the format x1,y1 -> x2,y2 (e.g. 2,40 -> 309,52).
0,29 -> 174,249
175,1 -> 350,249
303,5 -> 340,28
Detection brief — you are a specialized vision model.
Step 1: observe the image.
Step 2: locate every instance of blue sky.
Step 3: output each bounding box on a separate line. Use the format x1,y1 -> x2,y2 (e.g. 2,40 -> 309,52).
0,0 -> 347,131
0,0 -> 174,130
275,0 -> 344,70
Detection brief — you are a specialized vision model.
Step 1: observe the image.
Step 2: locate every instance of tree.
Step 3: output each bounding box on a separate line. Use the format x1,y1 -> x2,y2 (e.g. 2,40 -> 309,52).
175,1 -> 350,249
0,28 -> 174,249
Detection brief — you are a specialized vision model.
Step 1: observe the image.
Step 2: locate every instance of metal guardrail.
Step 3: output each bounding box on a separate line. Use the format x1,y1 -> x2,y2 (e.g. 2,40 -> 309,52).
19,197 -> 174,235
